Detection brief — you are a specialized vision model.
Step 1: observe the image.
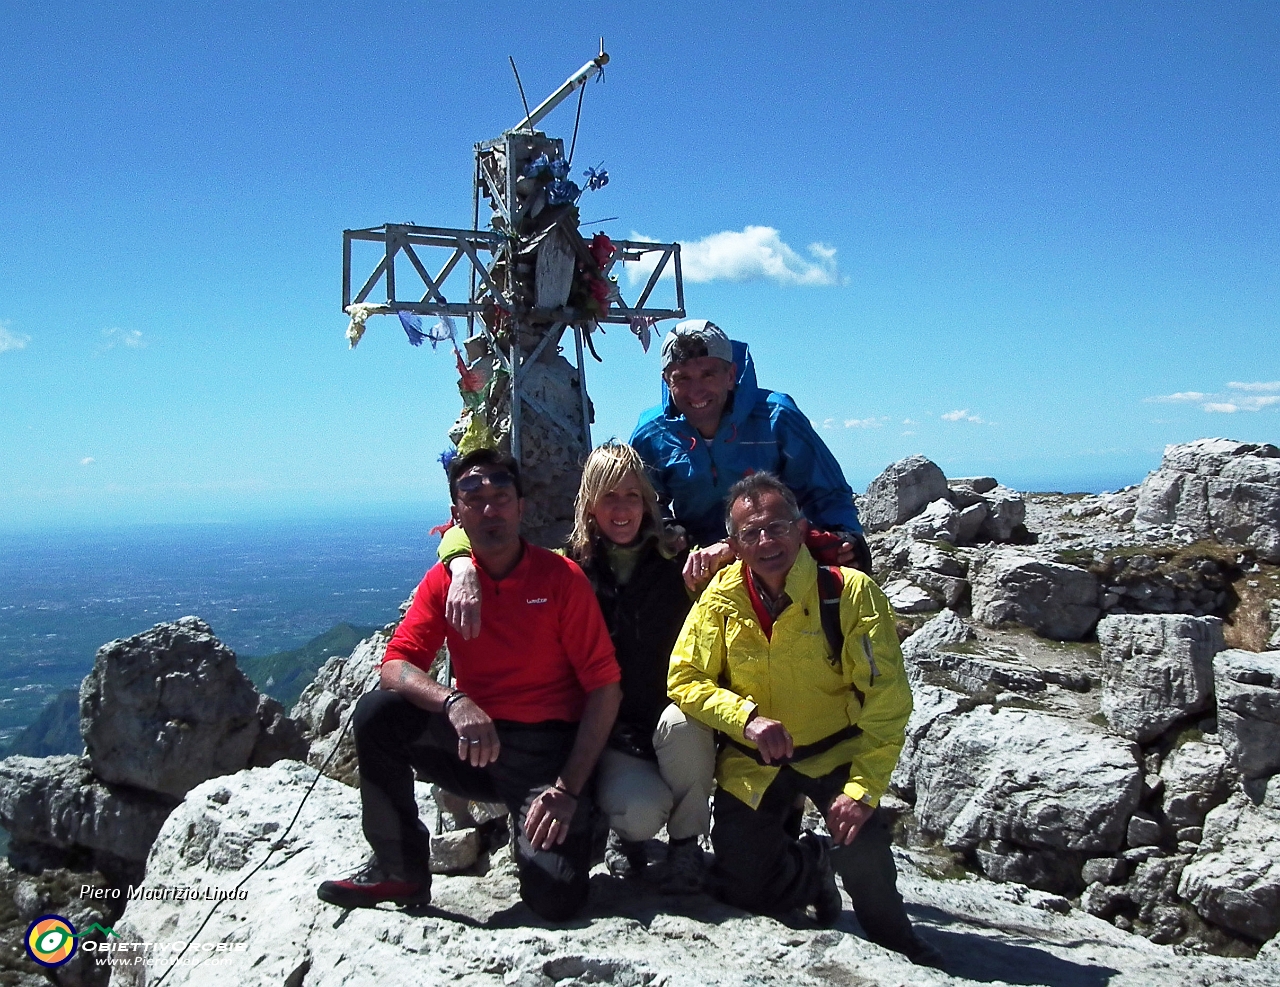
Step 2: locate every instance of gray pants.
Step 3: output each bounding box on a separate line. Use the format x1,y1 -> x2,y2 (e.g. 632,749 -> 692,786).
596,704 -> 716,842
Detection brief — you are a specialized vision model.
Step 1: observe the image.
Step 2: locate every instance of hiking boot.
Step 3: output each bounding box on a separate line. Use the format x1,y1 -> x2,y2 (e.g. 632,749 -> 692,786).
799,832 -> 842,927
604,832 -> 648,879
903,935 -> 947,970
317,858 -> 431,909
658,837 -> 705,895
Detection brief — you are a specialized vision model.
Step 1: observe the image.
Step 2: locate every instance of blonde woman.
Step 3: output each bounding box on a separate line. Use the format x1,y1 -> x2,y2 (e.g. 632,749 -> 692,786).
440,442 -> 715,892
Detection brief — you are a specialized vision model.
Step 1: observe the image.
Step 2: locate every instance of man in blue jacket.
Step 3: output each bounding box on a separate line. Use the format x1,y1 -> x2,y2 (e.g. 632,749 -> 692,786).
630,319 -> 871,584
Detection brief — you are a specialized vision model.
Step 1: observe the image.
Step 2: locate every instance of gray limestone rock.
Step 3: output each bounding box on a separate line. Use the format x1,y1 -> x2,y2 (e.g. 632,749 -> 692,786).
901,608 -> 975,662
980,485 -> 1027,542
904,498 -> 961,542
881,578 -> 938,614
107,760 -> 1278,987
970,549 -> 1101,640
80,617 -> 261,799
955,502 -> 988,545
1160,740 -> 1233,828
889,683 -> 963,797
1097,614 -> 1224,743
0,755 -> 174,863
862,455 -> 949,532
1126,812 -> 1163,848
1135,438 -> 1280,562
429,828 -> 481,874
1082,857 -> 1128,885
948,476 -> 998,508
1178,793 -> 1280,942
905,541 -> 967,580
291,629 -> 390,786
915,652 -> 1048,697
913,706 -> 1142,857
1213,648 -> 1280,780
903,540 -> 969,607
248,694 -> 309,768
974,841 -> 1084,893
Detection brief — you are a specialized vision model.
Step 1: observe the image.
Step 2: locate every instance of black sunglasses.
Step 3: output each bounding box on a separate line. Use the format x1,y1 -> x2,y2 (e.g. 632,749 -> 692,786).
456,470 -> 517,495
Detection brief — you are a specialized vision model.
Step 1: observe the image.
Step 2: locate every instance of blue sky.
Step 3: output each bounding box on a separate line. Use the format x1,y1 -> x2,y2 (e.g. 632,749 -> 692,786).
2,2 -> 1277,530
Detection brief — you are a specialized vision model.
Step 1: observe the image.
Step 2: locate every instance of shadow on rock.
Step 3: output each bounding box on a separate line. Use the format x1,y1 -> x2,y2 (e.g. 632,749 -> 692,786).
907,903 -> 1121,987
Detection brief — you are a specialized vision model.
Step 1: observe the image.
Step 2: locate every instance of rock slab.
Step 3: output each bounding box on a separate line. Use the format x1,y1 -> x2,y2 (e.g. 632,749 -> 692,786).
1179,793 -> 1280,942
912,706 -> 1142,862
291,629 -> 390,786
1097,614 -> 1224,743
0,755 -> 174,864
970,550 -> 1101,640
1135,438 -> 1280,562
1213,649 -> 1280,780
108,761 -> 1277,987
1160,740 -> 1233,828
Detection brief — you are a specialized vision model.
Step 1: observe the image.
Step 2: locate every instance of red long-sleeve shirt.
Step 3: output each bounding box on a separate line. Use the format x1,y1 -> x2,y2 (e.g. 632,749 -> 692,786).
383,542 -> 620,723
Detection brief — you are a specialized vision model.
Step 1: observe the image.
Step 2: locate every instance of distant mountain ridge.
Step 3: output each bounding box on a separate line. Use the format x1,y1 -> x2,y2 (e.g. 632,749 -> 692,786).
1,688 -> 81,758
1,623 -> 376,759
238,622 -> 378,710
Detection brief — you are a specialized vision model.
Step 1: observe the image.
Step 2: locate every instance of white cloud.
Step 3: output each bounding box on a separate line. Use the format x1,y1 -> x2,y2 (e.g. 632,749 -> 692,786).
0,322 -> 30,353
624,226 -> 840,287
941,409 -> 985,423
844,417 -> 887,429
1205,396 -> 1280,413
1145,392 -> 1208,404
100,327 -> 145,350
1146,383 -> 1280,413
902,418 -> 918,426
80,457 -> 95,466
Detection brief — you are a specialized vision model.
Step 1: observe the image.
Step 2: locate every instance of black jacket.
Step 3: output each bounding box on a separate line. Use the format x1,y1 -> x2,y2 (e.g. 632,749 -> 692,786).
576,534 -> 691,758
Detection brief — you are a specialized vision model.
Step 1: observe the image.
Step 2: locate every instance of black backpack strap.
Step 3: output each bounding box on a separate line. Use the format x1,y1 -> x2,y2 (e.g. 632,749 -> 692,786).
815,565 -> 845,667
816,565 -> 866,707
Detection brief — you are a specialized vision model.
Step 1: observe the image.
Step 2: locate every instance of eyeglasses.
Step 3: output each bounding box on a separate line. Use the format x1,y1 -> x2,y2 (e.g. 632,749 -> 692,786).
732,518 -> 797,546
456,470 -> 517,495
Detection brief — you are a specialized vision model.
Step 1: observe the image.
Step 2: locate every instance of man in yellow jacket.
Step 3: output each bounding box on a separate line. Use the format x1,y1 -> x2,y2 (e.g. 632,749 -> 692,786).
668,472 -> 942,967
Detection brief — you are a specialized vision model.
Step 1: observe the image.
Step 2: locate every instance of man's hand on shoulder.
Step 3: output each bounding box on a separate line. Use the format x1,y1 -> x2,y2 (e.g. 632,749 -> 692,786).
826,794 -> 873,845
446,556 -> 482,639
446,693 -> 500,767
683,540 -> 735,593
743,713 -> 793,764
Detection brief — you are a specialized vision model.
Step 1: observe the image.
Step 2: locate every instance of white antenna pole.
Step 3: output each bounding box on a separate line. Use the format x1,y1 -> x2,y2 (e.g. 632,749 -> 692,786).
509,41 -> 609,133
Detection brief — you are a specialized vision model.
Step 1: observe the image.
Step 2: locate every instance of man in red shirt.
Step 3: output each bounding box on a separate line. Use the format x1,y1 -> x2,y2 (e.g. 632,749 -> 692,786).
318,449 -> 622,920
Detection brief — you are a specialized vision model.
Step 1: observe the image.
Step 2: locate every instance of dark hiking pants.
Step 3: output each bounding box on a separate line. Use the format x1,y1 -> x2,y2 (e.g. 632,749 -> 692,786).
353,689 -> 593,921
710,764 -> 919,952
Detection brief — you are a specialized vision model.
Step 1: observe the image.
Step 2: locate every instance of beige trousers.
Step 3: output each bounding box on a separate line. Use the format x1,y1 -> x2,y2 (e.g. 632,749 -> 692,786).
596,704 -> 716,842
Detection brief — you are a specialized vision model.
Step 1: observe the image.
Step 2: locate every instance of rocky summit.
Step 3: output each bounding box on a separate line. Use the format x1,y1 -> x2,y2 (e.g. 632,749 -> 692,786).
3,436 -> 1280,986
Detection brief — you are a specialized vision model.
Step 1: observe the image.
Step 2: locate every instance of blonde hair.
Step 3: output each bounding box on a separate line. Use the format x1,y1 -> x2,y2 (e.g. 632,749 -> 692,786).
569,441 -> 664,559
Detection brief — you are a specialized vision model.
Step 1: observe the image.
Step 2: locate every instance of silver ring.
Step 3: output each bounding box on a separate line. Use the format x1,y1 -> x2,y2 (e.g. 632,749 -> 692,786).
465,739 -> 481,745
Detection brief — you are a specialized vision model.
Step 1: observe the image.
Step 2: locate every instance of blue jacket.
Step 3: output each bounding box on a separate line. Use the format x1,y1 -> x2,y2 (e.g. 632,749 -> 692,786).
630,341 -> 862,547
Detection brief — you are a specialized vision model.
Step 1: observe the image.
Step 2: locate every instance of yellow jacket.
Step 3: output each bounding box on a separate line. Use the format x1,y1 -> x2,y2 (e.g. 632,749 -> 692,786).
667,546 -> 911,810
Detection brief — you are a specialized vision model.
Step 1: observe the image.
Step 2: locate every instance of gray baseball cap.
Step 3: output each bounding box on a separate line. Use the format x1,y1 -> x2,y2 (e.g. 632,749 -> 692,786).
660,319 -> 733,370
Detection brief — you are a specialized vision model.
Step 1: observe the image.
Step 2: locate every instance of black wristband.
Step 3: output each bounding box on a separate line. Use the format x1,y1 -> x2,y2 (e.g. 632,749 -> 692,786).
442,690 -> 467,716
552,781 -> 578,800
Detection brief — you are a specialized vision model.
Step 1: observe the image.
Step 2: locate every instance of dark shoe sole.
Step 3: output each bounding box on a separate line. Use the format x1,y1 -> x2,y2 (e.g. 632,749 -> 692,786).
317,881 -> 432,909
